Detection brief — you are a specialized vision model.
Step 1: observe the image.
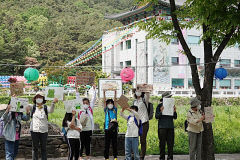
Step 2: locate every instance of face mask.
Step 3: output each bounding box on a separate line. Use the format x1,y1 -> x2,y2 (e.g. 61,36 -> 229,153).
107,104 -> 113,109
36,98 -> 43,104
135,92 -> 141,97
83,104 -> 89,110
197,105 -> 201,110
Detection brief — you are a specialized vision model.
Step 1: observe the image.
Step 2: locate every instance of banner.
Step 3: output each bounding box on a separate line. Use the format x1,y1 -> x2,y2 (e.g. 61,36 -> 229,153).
204,107 -> 214,123
10,83 -> 24,96
137,84 -> 153,93
45,87 -> 64,100
10,97 -> 29,112
75,72 -> 95,86
117,95 -> 129,109
162,98 -> 175,116
98,79 -> 122,98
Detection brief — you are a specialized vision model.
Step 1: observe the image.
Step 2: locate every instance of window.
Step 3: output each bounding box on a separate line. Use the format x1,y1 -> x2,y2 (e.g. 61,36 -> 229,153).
171,57 -> 179,65
219,79 -> 231,89
188,79 -> 193,89
196,58 -> 200,65
120,62 -> 123,69
120,42 -> 123,51
234,60 -> 240,67
220,59 -> 231,67
234,79 -> 240,89
126,40 -> 131,49
171,38 -> 179,44
125,61 -> 131,67
172,78 -> 184,88
187,35 -> 200,44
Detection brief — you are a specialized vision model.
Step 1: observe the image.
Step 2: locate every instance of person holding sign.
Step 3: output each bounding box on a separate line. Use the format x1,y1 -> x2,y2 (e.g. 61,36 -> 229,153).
187,97 -> 205,160
78,85 -> 96,160
155,92 -> 177,160
62,110 -> 82,160
103,89 -> 118,160
133,88 -> 150,160
29,92 -> 58,160
1,101 -> 30,160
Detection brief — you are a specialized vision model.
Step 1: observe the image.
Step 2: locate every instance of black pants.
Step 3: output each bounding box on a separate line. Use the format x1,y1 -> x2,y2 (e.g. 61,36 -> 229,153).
158,128 -> 174,160
140,121 -> 149,160
67,138 -> 80,160
104,129 -> 118,159
31,132 -> 48,160
80,131 -> 92,156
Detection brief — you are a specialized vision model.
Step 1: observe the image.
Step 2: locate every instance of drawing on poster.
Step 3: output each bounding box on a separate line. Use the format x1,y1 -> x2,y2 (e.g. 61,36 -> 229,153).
204,107 -> 214,123
10,97 -> 29,112
64,99 -> 82,113
137,84 -> 153,93
117,95 -> 129,109
45,87 -> 64,100
162,98 -> 175,116
99,79 -> 122,98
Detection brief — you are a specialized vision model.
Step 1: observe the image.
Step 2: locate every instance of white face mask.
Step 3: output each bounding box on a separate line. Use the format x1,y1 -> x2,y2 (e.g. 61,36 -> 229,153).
197,105 -> 201,110
135,92 -> 141,97
36,98 -> 43,104
107,104 -> 113,109
83,104 -> 89,110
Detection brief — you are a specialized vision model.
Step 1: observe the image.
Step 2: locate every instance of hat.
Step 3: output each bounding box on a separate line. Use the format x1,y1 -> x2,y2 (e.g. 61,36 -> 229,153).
0,104 -> 8,111
162,92 -> 172,98
35,91 -> 45,97
190,97 -> 201,108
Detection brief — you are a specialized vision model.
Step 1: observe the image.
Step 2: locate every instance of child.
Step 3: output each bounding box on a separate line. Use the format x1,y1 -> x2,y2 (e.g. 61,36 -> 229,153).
103,90 -> 118,160
120,106 -> 140,160
62,111 -> 82,160
78,85 -> 96,160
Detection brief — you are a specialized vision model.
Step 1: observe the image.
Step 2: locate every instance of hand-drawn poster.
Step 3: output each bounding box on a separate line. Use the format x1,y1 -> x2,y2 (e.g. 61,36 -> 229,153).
45,87 -> 64,100
75,72 -> 95,87
10,83 -> 24,96
162,98 -> 175,116
64,99 -> 83,113
10,97 -> 29,112
204,107 -> 214,123
99,79 -> 122,98
117,95 -> 129,109
137,84 -> 153,93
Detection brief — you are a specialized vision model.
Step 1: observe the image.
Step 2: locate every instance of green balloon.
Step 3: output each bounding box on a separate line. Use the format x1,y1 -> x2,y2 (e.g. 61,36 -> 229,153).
24,68 -> 39,83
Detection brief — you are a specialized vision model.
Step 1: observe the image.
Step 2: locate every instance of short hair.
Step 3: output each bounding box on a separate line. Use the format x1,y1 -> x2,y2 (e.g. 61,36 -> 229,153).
130,105 -> 138,112
106,99 -> 114,105
33,94 -> 47,104
83,98 -> 90,104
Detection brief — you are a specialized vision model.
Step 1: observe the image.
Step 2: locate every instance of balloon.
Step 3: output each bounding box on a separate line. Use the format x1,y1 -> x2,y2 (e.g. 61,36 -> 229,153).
215,67 -> 228,80
24,68 -> 39,83
120,67 -> 135,83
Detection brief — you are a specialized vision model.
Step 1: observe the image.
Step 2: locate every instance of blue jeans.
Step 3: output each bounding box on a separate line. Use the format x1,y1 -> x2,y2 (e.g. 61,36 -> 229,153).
5,140 -> 19,160
125,137 -> 140,160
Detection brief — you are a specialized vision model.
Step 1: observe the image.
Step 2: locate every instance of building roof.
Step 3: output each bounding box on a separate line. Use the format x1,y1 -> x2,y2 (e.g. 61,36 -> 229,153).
105,0 -> 186,20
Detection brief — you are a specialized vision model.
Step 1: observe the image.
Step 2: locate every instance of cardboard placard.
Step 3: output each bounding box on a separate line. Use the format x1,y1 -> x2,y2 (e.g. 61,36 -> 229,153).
10,97 -> 29,112
10,83 -> 24,96
76,72 -> 95,86
45,87 -> 64,100
64,99 -> 83,113
162,98 -> 175,116
117,95 -> 129,109
137,84 -> 153,93
204,107 -> 214,123
99,79 -> 122,98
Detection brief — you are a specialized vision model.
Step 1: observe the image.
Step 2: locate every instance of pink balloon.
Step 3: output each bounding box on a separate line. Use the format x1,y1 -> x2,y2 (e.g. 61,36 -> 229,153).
120,68 -> 135,82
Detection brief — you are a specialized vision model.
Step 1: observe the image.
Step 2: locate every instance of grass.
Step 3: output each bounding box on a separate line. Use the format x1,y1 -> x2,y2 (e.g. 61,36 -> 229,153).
48,99 -> 240,155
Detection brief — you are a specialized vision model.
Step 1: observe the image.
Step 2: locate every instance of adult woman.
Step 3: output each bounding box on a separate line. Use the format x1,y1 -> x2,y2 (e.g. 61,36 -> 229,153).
187,97 -> 205,160
133,88 -> 150,160
29,92 -> 58,160
2,103 -> 30,160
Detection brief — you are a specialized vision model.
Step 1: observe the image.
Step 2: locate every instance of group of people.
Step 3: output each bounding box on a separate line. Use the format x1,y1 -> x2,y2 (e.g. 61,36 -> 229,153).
1,85 -> 205,160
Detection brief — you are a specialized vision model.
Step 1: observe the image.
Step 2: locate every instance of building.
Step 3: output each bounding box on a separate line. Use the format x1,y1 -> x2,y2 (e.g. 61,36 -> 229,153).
102,0 -> 240,97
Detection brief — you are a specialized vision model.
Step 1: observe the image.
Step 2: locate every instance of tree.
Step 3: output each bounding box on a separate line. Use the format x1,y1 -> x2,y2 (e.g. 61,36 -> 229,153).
136,0 -> 240,159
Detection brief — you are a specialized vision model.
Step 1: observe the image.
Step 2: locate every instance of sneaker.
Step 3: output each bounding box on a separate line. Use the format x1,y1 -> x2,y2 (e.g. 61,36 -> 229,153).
114,158 -> 117,160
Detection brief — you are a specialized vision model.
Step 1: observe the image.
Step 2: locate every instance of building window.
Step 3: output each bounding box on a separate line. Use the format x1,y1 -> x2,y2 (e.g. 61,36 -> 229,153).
234,60 -> 240,67
120,62 -> 123,69
126,40 -> 131,49
188,79 -> 193,89
196,58 -> 200,65
125,61 -> 131,67
187,35 -> 200,44
219,79 -> 231,89
120,42 -> 123,51
172,78 -> 184,89
234,79 -> 240,89
220,59 -> 231,67
171,38 -> 179,44
171,57 -> 179,65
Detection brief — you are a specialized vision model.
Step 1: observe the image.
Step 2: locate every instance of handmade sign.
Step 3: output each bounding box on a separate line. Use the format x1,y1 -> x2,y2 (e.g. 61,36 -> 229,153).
10,97 -> 29,112
99,79 -> 122,98
10,83 -> 24,96
64,99 -> 83,113
45,87 -> 64,100
137,84 -> 153,93
75,72 -> 95,86
117,95 -> 130,109
204,107 -> 214,123
162,98 -> 175,116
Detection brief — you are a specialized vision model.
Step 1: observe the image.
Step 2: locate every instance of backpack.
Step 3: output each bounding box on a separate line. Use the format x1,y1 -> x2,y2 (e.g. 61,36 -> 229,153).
61,127 -> 68,143
31,105 -> 48,120
127,116 -> 143,136
143,99 -> 154,120
0,117 -> 4,137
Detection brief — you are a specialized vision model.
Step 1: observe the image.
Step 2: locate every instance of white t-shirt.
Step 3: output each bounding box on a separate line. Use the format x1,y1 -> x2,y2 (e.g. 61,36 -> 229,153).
134,98 -> 149,123
66,119 -> 82,139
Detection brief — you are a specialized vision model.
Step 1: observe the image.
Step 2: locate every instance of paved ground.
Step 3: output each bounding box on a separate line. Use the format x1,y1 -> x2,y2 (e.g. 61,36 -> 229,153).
14,154 -> 240,160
